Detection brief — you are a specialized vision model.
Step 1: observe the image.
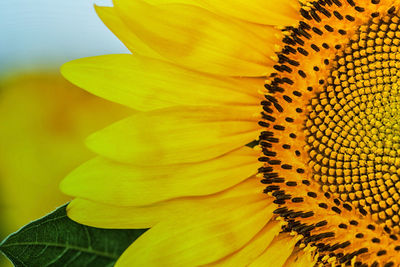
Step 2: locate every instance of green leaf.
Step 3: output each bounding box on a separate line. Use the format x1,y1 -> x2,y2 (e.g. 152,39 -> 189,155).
0,204 -> 146,267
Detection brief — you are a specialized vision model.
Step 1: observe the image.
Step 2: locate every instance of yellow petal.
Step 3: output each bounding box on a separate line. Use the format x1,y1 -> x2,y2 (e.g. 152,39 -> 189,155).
249,233 -> 299,267
61,54 -> 263,111
67,177 -> 267,229
115,199 -> 274,266
133,0 -> 299,26
142,0 -> 200,5
283,248 -> 317,267
94,6 -> 162,59
113,0 -> 276,76
206,219 -> 283,266
67,199 -> 145,228
86,105 -> 261,165
61,146 -> 259,206
198,0 -> 301,26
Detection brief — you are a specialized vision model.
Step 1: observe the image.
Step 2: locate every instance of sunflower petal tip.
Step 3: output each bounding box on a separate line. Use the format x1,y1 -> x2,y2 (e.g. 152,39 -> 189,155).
60,59 -> 82,83
59,61 -> 71,78
84,132 -> 101,151
93,4 -> 110,15
59,169 -> 83,197
84,130 -> 115,160
64,200 -> 83,222
59,178 -> 70,195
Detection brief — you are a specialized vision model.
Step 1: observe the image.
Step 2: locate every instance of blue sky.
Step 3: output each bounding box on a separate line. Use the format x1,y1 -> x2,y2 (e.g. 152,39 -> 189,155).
0,0 -> 129,74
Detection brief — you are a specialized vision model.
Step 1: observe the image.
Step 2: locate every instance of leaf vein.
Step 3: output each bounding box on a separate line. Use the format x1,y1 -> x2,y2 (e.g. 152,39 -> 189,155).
1,242 -> 118,259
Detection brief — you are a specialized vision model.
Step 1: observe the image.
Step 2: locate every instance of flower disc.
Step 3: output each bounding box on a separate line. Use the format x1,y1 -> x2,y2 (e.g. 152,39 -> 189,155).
259,0 -> 400,265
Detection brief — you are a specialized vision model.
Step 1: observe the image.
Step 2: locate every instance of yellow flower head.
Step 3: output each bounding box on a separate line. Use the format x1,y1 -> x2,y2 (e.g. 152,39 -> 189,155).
61,0 -> 400,266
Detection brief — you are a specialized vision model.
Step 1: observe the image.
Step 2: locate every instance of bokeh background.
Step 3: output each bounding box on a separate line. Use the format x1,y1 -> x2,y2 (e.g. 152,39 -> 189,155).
0,1 -> 130,265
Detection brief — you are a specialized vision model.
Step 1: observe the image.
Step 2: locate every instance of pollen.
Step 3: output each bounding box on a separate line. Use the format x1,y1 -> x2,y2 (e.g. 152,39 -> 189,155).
258,0 -> 400,266
306,11 -> 400,230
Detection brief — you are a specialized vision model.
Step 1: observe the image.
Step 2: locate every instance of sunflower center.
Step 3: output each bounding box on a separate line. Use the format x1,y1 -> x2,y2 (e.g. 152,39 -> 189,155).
258,0 -> 400,265
305,12 -> 400,231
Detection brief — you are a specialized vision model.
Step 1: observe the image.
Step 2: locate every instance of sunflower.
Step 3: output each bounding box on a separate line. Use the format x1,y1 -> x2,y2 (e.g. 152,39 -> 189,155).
60,0 -> 400,265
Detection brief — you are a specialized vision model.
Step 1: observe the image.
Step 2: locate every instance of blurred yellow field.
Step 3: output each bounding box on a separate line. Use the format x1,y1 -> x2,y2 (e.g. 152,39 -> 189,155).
0,73 -> 130,267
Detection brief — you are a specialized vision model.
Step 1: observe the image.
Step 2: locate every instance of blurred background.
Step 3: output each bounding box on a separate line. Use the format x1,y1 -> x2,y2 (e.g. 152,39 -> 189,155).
0,1 -> 131,266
